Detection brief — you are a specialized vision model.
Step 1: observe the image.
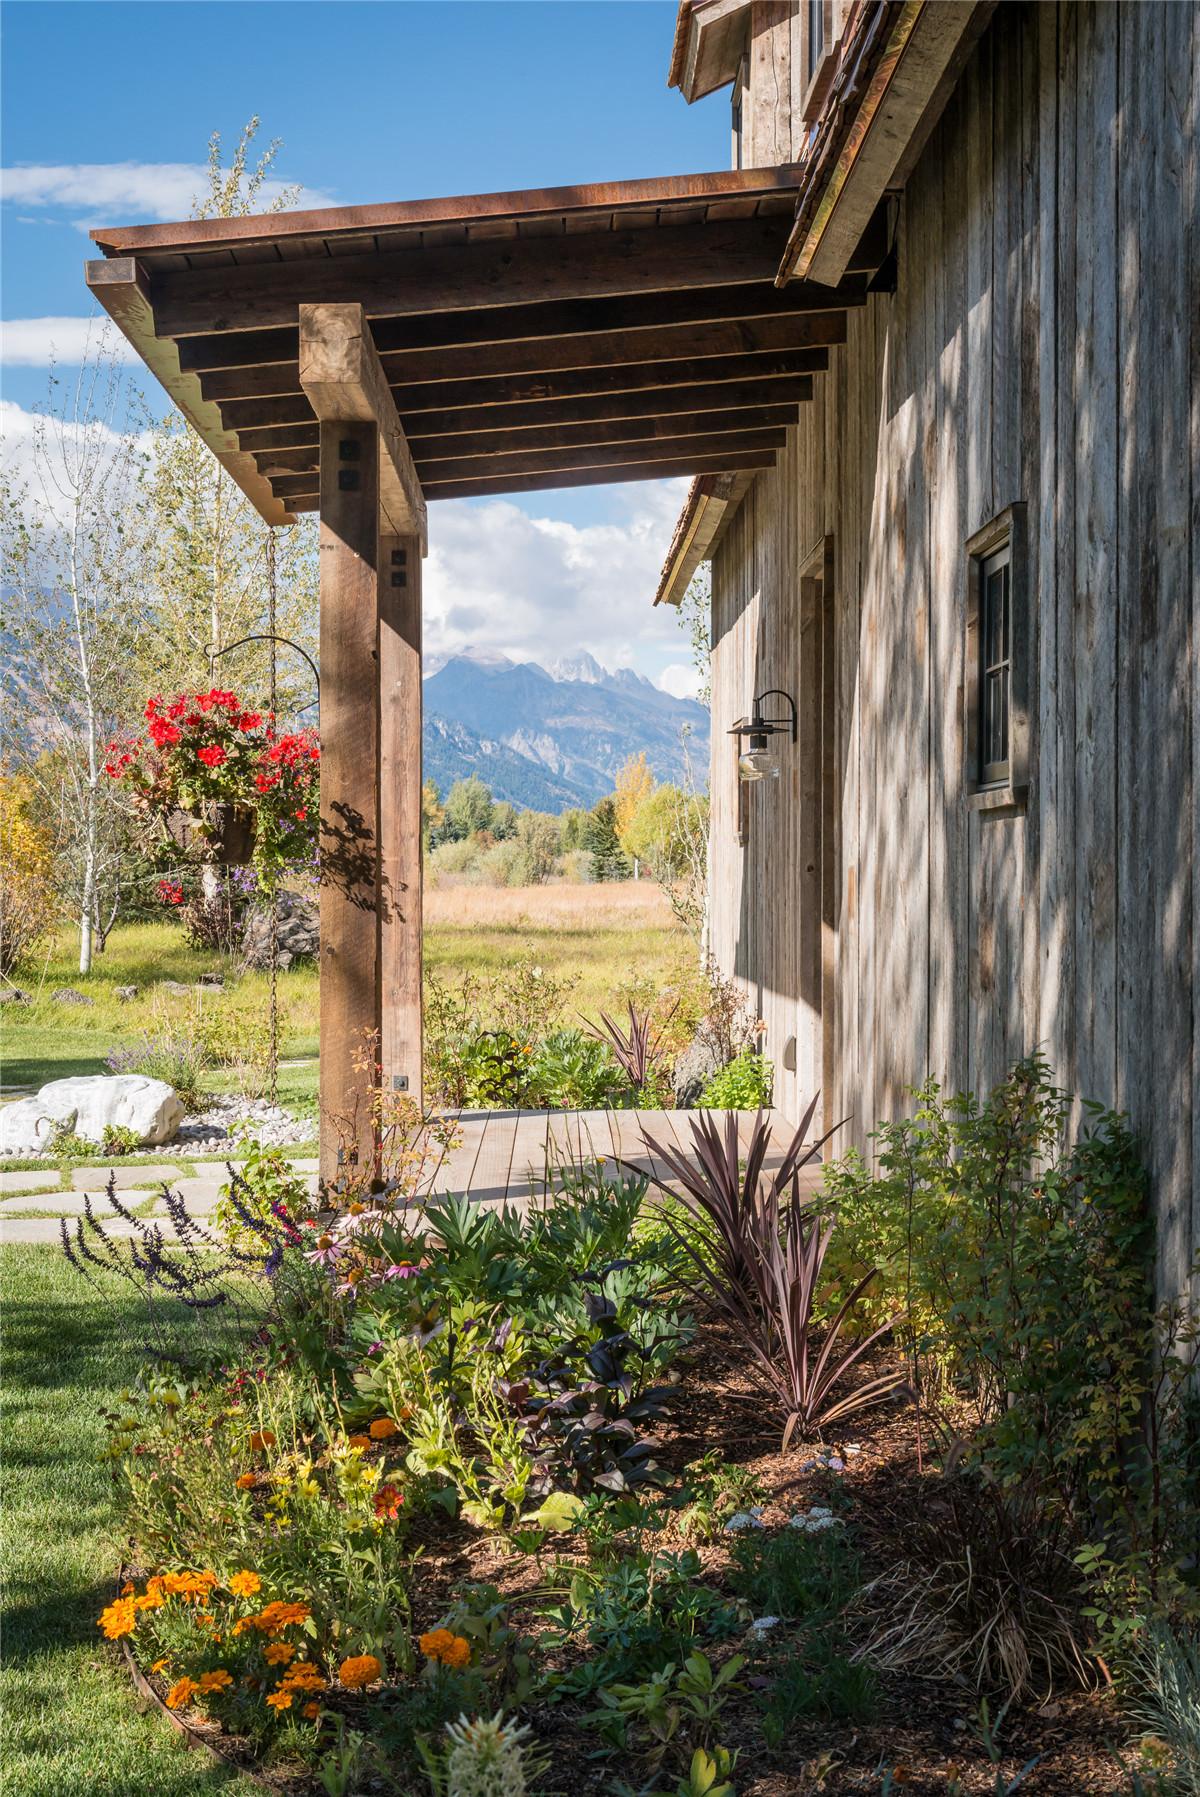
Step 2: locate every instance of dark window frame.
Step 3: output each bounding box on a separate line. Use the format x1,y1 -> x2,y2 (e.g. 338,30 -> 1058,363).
731,54 -> 747,170
964,504 -> 1028,812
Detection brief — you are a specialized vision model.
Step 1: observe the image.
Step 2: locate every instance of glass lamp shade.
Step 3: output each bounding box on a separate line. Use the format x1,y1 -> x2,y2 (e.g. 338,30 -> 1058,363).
738,745 -> 777,781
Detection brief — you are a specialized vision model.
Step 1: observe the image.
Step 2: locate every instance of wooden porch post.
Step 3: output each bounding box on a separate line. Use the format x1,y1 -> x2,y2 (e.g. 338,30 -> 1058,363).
316,419 -> 380,1180
300,305 -> 428,1184
378,533 -> 423,1107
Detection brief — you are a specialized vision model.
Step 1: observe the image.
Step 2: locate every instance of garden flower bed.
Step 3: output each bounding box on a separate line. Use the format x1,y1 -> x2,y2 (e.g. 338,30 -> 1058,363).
73,1065 -> 1199,1795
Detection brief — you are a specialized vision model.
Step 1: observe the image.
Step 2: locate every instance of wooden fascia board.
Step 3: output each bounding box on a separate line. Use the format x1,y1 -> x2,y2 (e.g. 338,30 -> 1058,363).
780,0 -> 981,287
298,304 -> 427,550
677,0 -> 753,100
654,471 -> 752,606
84,256 -> 296,526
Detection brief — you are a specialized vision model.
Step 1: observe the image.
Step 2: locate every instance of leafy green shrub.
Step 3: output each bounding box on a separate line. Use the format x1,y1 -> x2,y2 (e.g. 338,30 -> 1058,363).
675,1453 -> 767,1543
543,1550 -> 740,1697
728,1524 -> 859,1623
757,1646 -> 876,1737
101,1124 -> 142,1156
530,1029 -> 625,1109
213,1134 -> 317,1248
197,999 -> 279,1102
697,1049 -> 773,1111
822,1056 -> 1200,1639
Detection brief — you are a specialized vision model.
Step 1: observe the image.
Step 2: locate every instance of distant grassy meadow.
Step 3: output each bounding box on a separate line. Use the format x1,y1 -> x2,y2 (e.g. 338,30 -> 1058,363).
1,882 -> 687,1114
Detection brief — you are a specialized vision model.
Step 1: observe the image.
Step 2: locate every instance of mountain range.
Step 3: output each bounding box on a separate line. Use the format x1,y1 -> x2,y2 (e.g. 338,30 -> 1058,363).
422,649 -> 708,813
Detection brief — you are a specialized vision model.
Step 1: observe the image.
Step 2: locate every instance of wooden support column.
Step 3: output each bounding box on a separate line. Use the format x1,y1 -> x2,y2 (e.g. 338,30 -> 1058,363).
301,304 -> 428,1183
378,533 -> 423,1108
316,419 -> 380,1182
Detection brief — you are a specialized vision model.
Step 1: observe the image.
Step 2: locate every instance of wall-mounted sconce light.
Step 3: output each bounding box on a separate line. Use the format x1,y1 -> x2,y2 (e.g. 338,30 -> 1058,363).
729,687 -> 797,781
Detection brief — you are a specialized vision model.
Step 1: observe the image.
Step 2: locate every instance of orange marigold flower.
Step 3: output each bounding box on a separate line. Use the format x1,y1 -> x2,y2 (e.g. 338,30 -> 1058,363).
282,1663 -> 327,1693
303,1700 -> 321,1720
266,1689 -> 293,1711
228,1570 -> 261,1598
337,1653 -> 382,1690
235,1473 -> 257,1491
150,1658 -> 170,1676
120,1581 -> 135,1596
98,1597 -> 137,1639
418,1628 -> 471,1669
249,1430 -> 275,1452
368,1418 -> 399,1441
197,1669 -> 233,1694
264,1642 -> 295,1666
166,1677 -> 199,1710
347,1433 -> 372,1450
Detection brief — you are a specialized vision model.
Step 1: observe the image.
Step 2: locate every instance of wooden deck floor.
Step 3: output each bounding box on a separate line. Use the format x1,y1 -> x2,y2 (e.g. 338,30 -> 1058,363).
419,1107 -> 818,1207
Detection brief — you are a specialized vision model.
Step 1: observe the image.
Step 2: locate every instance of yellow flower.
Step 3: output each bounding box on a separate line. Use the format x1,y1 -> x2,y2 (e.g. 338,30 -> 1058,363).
166,1677 -> 199,1710
228,1570 -> 261,1598
197,1669 -> 233,1694
368,1418 -> 399,1441
97,1597 -> 137,1640
235,1473 -> 257,1490
264,1642 -> 295,1666
337,1653 -> 382,1690
266,1688 -> 293,1711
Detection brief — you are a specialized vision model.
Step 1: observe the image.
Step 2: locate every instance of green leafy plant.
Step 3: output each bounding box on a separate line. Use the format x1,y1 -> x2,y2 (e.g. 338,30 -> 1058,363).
530,1028 -> 625,1109
675,1454 -> 768,1543
758,1644 -> 876,1739
585,1651 -> 745,1771
697,1049 -> 773,1111
213,1132 -> 317,1248
1124,1621 -> 1200,1792
543,1550 -> 740,1697
101,1123 -> 142,1156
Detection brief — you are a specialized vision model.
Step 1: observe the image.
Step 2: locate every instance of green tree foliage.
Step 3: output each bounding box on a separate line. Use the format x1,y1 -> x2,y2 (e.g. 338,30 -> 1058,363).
559,808 -> 590,853
587,798 -> 630,882
515,812 -> 560,884
491,801 -> 518,841
442,776 -> 495,842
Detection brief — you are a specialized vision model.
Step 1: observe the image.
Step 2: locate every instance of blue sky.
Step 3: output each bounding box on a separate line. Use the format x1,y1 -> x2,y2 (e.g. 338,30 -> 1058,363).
1,3 -> 731,689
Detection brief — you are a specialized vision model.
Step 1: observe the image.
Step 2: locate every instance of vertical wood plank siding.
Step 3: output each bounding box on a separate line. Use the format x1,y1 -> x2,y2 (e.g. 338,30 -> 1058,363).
708,1 -> 1199,1303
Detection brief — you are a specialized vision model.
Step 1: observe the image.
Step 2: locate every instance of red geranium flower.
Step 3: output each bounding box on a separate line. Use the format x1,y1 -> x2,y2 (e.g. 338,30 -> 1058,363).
157,879 -> 184,905
149,717 -> 182,748
197,745 -> 227,768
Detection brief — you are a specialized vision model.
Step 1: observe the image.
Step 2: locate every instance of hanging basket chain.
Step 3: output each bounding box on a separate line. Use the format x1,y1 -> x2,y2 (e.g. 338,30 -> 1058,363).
267,529 -> 279,1110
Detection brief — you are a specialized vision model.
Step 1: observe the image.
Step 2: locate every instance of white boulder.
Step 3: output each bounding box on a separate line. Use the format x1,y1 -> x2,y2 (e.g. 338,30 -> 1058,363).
0,1075 -> 184,1155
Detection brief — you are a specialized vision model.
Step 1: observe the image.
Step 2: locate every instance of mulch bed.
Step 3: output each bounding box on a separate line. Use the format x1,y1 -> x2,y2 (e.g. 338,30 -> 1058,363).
126,1324 -> 1143,1795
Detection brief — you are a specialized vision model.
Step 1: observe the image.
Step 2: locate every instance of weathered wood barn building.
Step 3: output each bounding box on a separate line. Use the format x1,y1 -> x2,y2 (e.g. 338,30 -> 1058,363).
656,0 -> 1199,1302
86,0 -> 1196,1304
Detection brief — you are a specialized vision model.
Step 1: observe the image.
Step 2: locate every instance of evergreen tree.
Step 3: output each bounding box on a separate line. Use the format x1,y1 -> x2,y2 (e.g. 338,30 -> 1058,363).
586,797 -> 630,882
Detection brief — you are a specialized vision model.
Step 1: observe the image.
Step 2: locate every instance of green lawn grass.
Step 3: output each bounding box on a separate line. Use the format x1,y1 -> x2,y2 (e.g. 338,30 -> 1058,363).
1,1244 -> 260,1797
2,888 -> 687,1112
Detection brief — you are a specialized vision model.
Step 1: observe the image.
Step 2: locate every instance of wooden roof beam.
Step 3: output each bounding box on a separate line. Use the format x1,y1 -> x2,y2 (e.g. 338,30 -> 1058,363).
84,257 -> 295,526
198,312 -> 847,405
298,303 -> 426,549
216,350 -> 828,433
151,216 -> 799,337
233,376 -> 815,449
173,276 -> 870,376
251,404 -> 802,473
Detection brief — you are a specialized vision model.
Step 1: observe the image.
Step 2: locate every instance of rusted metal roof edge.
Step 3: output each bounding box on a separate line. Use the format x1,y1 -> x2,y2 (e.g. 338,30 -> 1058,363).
90,166 -> 805,259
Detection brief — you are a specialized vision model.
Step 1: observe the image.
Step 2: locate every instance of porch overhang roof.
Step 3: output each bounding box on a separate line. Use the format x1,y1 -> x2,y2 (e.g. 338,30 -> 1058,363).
86,167 -> 886,525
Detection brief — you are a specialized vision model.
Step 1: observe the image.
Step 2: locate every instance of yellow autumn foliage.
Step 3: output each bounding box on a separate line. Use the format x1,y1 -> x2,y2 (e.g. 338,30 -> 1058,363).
0,772 -> 58,976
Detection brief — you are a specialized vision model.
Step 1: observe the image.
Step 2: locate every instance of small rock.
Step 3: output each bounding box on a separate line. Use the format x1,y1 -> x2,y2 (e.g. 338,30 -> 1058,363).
671,1028 -> 727,1109
51,987 -> 93,1006
196,973 -> 224,990
160,980 -> 192,996
115,986 -> 139,1002
171,1092 -> 309,1152
0,987 -> 31,1005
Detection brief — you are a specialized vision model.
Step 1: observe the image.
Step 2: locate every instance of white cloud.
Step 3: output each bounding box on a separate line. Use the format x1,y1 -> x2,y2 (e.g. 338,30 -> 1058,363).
423,481 -> 692,677
0,396 -> 154,530
657,662 -> 702,700
0,161 -> 335,226
1,316 -> 138,366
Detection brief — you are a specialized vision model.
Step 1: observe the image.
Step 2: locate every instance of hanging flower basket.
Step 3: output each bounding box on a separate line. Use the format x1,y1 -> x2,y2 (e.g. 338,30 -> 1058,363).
106,689 -> 319,889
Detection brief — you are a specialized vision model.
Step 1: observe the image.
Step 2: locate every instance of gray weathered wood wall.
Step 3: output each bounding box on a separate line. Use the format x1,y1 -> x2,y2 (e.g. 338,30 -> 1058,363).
708,0 -> 1199,1301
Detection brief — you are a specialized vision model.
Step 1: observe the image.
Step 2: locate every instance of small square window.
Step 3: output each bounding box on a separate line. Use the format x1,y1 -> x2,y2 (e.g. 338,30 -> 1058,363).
965,506 -> 1027,810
